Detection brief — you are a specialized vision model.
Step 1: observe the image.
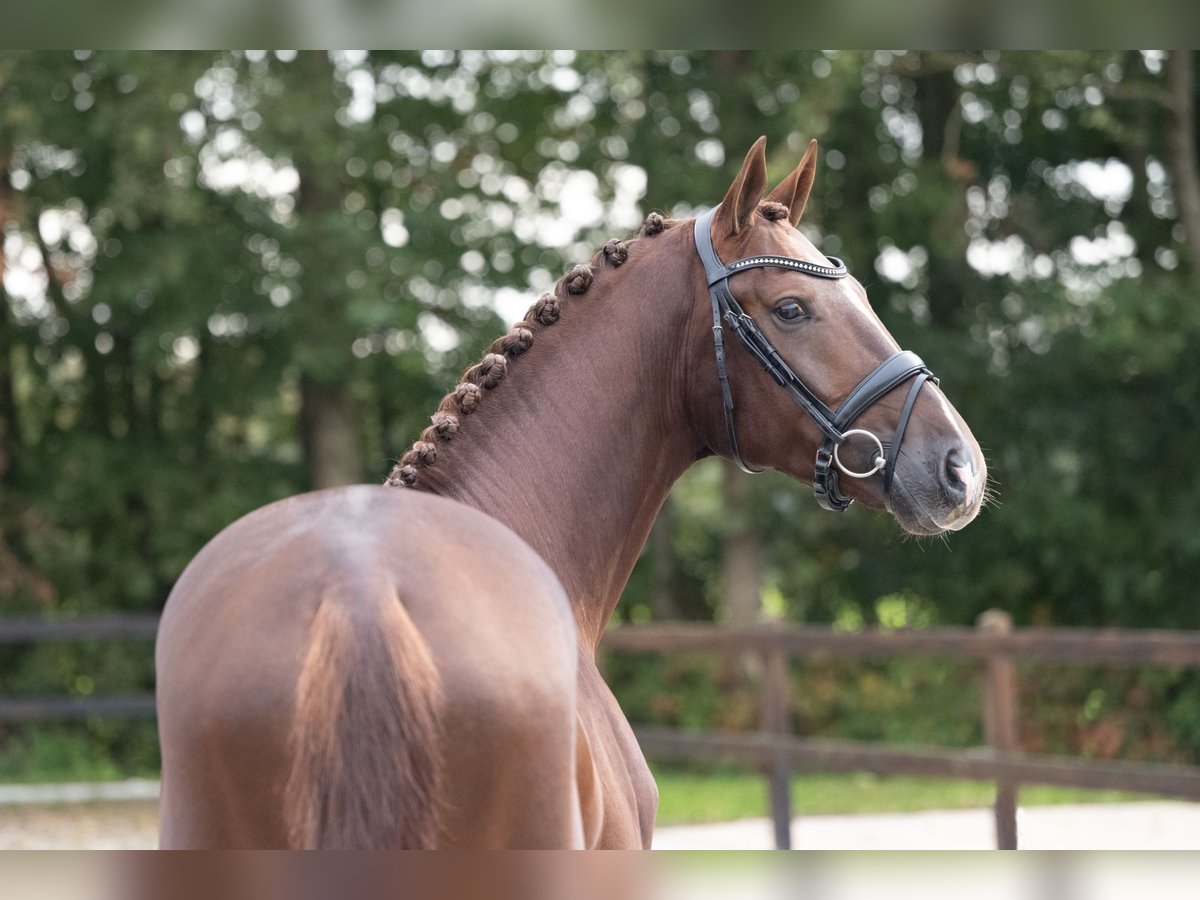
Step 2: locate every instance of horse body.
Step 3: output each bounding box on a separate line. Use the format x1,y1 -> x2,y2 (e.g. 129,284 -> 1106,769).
158,486 -> 592,848
156,138 -> 987,848
158,215 -> 693,848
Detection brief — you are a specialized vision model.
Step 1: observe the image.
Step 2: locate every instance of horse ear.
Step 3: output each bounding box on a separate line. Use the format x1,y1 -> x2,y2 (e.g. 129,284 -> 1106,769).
714,136 -> 768,236
766,138 -> 819,226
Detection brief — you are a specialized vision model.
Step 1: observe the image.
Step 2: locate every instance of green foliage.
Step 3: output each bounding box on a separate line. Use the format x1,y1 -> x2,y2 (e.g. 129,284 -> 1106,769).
0,723 -> 159,783
3,51 -> 1200,777
605,652 -> 976,750
652,766 -> 1145,825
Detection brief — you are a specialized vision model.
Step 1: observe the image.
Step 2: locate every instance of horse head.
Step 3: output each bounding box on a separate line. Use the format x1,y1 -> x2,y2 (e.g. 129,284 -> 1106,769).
685,137 -> 986,535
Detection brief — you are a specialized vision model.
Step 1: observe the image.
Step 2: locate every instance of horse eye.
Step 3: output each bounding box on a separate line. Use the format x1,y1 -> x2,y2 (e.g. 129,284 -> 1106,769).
775,301 -> 807,322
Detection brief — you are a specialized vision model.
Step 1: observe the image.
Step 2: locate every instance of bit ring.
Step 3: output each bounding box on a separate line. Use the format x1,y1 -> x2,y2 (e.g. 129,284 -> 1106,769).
833,429 -> 886,479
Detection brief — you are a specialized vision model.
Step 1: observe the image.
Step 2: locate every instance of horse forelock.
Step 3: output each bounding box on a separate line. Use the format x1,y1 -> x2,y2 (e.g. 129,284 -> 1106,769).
759,201 -> 790,221
385,211 -> 683,489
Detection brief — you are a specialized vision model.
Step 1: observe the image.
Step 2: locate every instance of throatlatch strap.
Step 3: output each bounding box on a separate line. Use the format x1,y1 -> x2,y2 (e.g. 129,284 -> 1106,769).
710,281 -> 760,475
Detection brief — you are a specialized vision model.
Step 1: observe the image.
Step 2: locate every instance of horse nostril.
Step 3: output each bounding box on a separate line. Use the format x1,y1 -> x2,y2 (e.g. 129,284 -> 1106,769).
942,447 -> 973,501
944,449 -> 965,484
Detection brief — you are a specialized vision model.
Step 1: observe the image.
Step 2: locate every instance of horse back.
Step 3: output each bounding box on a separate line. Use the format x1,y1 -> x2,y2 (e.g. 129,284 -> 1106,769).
156,485 -> 580,848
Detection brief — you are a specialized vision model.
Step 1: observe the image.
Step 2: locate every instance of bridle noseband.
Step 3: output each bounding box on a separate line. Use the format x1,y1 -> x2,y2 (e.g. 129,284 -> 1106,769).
694,206 -> 937,512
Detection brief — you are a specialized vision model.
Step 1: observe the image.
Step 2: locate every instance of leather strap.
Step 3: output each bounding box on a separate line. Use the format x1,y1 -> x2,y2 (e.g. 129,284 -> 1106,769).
709,279 -> 759,474
883,371 -> 934,496
833,351 -> 928,430
722,300 -> 842,441
716,254 -> 848,282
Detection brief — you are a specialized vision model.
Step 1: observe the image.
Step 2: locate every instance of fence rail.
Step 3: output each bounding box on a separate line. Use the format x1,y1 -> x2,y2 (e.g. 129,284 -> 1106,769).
601,612 -> 1200,849
0,615 -> 159,722
632,728 -> 1200,798
0,615 -> 160,644
3,613 -> 1199,850
601,621 -> 1200,667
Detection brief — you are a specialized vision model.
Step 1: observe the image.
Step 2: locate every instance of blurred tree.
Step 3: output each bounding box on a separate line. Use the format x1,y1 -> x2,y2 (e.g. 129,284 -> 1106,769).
5,51 -> 1200,771
1164,51 -> 1200,275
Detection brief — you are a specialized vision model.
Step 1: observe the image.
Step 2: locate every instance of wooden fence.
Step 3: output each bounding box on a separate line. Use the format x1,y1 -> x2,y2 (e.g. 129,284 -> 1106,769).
0,615 -> 159,722
4,612 -> 1200,849
601,611 -> 1200,849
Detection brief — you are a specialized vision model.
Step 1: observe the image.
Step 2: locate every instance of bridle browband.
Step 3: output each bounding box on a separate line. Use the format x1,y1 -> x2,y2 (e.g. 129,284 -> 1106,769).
694,206 -> 937,512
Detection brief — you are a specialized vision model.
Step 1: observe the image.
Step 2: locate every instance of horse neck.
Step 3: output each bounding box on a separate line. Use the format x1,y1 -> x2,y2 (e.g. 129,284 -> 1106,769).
414,226 -> 704,651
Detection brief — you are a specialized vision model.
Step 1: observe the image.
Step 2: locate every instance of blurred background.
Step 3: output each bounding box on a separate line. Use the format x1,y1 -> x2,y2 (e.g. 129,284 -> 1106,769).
2,50 -> 1200,837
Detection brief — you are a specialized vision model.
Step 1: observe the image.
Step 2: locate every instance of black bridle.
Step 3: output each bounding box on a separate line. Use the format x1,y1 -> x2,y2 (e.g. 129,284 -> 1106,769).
694,206 -> 937,512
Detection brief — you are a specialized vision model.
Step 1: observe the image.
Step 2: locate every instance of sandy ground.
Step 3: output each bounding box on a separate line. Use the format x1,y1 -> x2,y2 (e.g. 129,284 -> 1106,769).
2,780 -> 1199,849
0,799 -> 159,850
652,801 -> 1200,850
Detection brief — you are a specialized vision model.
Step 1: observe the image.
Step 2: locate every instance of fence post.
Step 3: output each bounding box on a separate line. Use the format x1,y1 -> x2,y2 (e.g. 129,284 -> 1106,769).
761,642 -> 793,849
979,609 -> 1020,849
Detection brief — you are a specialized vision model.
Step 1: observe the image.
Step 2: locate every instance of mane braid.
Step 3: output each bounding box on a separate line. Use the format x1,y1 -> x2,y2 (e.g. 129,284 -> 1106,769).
385,211 -> 679,488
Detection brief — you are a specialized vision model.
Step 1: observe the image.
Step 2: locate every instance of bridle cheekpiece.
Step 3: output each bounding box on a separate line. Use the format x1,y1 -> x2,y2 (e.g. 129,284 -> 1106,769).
693,206 -> 937,512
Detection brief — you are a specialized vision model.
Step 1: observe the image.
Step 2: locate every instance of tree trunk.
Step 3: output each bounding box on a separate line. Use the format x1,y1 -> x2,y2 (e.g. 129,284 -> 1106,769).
718,459 -> 762,626
0,146 -> 14,488
648,495 -> 680,620
300,376 -> 363,489
708,51 -> 768,628
914,64 -> 959,161
1165,51 -> 1200,279
913,58 -> 975,328
0,304 -> 10,488
1117,60 -> 1157,268
288,52 -> 364,491
0,148 -> 54,605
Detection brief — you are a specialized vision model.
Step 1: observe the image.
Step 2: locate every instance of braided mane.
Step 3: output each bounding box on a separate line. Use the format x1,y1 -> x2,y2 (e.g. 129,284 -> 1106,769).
385,211 -> 679,488
384,201 -> 793,488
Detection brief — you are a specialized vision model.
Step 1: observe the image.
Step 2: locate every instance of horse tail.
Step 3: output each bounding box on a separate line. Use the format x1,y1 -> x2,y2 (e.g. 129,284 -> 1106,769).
283,585 -> 444,849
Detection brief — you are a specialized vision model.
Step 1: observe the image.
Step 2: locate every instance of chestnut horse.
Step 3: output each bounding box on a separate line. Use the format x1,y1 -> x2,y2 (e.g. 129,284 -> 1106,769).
156,137 -> 986,849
